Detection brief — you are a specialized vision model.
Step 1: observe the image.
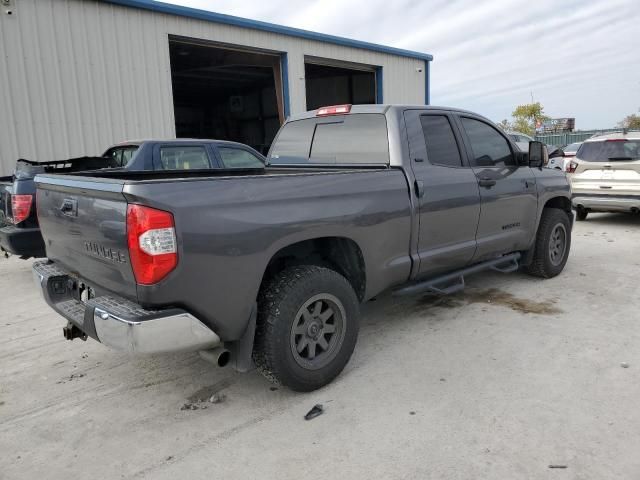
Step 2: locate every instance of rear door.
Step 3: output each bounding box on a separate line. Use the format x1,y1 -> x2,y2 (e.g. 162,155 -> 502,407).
404,109 -> 481,276
456,115 -> 538,261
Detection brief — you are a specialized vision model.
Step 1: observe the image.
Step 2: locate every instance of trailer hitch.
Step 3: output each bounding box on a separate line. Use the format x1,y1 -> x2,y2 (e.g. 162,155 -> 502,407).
63,322 -> 88,341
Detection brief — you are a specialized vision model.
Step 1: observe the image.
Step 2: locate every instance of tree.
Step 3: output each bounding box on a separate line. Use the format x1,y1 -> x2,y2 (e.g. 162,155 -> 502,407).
496,119 -> 512,131
618,113 -> 640,130
511,102 -> 549,136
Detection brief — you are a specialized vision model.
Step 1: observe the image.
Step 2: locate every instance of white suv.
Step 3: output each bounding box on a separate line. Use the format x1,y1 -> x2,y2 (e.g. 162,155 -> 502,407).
569,132 -> 640,220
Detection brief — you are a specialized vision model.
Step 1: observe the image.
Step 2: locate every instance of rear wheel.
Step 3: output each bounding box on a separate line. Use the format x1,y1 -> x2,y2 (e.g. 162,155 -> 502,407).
575,207 -> 588,221
526,208 -> 571,278
253,265 -> 359,392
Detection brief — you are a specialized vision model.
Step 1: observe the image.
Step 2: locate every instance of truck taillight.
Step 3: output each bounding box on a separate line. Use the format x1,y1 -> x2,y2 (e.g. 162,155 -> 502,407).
126,204 -> 177,285
316,104 -> 351,116
566,161 -> 578,173
11,194 -> 32,224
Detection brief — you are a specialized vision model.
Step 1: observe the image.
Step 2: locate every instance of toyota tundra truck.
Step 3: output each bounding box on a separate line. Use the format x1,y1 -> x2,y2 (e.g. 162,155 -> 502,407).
33,105 -> 573,391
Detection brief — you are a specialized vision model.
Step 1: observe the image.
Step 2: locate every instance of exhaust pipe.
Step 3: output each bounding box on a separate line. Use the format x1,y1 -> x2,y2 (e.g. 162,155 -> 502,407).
631,207 -> 639,215
199,347 -> 231,368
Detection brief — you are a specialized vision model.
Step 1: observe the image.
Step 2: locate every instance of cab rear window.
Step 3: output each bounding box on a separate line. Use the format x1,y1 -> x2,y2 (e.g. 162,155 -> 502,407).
269,114 -> 389,165
577,140 -> 640,161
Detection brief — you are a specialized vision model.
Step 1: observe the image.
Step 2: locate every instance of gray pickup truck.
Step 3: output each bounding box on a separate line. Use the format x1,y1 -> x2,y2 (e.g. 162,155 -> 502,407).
33,105 -> 573,391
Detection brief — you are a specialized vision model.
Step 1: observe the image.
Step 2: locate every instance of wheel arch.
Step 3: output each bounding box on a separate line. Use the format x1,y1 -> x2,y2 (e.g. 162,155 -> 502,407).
259,236 -> 367,302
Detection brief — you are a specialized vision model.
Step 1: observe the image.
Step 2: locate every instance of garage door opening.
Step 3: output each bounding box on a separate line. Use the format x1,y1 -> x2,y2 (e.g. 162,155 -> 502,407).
305,61 -> 377,111
169,38 -> 285,155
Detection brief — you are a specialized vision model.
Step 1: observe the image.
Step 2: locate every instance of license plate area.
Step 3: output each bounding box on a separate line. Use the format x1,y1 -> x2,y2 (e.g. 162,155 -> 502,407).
67,275 -> 96,304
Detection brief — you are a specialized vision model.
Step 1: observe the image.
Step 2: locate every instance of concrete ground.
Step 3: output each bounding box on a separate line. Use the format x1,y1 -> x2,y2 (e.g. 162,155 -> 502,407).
1,213 -> 639,480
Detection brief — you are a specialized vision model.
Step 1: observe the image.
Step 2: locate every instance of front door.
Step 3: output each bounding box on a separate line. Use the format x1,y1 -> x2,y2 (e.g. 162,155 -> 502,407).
404,110 -> 481,277
455,115 -> 538,262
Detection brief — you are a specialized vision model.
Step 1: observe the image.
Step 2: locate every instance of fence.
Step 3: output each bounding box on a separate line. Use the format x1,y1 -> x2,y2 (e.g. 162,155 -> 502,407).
535,129 -> 640,146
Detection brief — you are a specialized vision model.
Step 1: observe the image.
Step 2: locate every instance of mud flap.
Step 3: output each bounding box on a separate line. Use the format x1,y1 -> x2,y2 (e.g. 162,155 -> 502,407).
227,303 -> 257,373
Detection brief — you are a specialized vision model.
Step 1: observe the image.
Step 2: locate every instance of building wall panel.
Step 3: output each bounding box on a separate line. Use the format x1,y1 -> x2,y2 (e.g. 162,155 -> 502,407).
0,0 -> 428,174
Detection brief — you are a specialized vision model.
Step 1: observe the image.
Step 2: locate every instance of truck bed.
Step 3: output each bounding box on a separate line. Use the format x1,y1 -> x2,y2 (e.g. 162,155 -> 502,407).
35,166 -> 412,341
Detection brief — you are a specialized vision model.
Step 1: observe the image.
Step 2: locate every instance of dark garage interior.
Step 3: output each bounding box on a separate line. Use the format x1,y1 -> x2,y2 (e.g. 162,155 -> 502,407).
305,61 -> 377,111
169,38 -> 285,154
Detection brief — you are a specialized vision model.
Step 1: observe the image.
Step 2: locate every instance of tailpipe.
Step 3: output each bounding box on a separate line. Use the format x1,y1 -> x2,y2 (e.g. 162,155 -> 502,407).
631,207 -> 639,215
199,347 -> 231,368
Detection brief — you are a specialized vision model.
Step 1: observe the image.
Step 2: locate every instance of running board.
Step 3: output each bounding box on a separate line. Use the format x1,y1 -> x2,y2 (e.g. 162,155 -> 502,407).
393,253 -> 522,297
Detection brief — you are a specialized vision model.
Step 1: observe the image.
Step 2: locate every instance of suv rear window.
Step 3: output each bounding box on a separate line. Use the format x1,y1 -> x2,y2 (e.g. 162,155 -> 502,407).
577,140 -> 640,161
269,114 -> 389,165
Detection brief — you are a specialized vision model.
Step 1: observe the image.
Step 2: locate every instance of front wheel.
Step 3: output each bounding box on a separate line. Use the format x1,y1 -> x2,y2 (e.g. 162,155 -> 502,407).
526,208 -> 572,278
253,265 -> 360,392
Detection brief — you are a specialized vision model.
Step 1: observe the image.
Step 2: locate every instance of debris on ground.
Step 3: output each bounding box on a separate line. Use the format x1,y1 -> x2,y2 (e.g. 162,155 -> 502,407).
269,386 -> 279,391
56,373 -> 85,384
409,411 -> 416,415
209,393 -> 226,404
621,362 -> 630,368
548,465 -> 567,469
304,404 -> 324,421
180,403 -> 200,411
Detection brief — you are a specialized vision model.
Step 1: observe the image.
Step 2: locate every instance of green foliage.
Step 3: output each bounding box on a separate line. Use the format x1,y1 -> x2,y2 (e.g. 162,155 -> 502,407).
496,119 -> 512,131
510,102 -> 549,136
618,114 -> 640,130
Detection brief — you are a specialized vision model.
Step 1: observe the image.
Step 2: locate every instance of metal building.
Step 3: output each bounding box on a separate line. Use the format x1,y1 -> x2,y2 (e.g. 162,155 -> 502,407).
0,0 -> 433,175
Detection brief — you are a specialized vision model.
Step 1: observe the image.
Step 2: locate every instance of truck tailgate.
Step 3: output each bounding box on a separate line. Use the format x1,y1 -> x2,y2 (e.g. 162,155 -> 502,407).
35,175 -> 137,299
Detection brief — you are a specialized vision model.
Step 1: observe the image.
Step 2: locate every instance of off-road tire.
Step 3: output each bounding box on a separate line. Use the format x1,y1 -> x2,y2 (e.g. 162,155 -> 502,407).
526,208 -> 572,278
253,265 -> 359,392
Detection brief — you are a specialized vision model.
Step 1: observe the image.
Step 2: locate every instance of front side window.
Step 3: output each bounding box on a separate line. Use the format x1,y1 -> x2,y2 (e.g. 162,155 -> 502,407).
218,147 -> 264,168
461,117 -> 514,167
420,115 -> 463,167
159,146 -> 211,170
270,114 -> 389,165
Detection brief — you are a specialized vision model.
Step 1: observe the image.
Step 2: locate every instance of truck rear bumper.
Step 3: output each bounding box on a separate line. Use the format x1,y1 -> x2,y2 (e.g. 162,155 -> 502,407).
33,261 -> 221,354
572,194 -> 640,213
0,224 -> 45,257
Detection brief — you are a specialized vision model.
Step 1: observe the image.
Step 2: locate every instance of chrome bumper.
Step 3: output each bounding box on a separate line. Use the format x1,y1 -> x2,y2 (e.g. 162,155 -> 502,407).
572,195 -> 640,212
33,261 -> 221,354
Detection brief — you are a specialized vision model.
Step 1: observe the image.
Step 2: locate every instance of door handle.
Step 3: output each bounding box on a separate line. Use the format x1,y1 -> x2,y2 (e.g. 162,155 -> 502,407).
478,177 -> 496,188
414,180 -> 425,198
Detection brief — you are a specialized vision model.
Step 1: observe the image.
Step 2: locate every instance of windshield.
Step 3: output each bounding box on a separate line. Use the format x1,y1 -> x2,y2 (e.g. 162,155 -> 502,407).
576,140 -> 640,161
564,142 -> 581,153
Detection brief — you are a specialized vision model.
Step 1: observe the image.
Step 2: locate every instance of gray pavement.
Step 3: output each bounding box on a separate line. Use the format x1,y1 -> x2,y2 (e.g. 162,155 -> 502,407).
1,213 -> 639,479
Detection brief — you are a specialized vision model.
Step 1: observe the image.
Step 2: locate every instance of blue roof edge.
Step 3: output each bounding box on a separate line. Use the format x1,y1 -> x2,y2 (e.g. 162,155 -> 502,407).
100,0 -> 434,62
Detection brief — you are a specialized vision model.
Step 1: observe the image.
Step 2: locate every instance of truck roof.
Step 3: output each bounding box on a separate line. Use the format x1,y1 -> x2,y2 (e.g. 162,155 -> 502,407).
287,104 -> 487,122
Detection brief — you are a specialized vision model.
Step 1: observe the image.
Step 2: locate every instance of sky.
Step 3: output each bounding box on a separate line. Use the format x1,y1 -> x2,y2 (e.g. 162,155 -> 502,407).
167,0 -> 640,130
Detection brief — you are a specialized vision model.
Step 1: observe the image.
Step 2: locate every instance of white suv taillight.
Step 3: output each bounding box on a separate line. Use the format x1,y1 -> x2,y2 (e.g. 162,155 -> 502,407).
566,161 -> 578,173
126,204 -> 177,285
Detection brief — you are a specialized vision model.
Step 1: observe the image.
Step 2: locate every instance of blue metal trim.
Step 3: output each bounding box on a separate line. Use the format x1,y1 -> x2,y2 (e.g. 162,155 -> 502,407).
375,66 -> 383,104
101,0 -> 433,61
280,53 -> 291,119
424,60 -> 430,105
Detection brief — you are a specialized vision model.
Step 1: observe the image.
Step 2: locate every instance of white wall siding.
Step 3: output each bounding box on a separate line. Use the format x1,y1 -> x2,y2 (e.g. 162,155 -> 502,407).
0,0 -> 428,175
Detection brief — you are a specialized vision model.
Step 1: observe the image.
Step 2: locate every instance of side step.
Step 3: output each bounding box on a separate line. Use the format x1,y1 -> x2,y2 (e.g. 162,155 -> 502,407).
393,253 -> 521,297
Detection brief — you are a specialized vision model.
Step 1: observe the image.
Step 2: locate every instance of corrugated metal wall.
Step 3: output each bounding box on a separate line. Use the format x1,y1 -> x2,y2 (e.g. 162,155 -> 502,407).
0,0 -> 427,175
536,129 -> 640,146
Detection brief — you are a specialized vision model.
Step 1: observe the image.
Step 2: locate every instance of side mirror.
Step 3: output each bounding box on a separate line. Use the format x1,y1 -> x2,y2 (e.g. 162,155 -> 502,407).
528,141 -> 548,168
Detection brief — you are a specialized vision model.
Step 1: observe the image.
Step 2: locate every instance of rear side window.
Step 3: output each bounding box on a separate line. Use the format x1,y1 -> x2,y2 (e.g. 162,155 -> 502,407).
420,115 -> 463,167
218,147 -> 264,168
461,117 -> 514,167
577,140 -> 640,161
159,146 -> 211,170
270,114 -> 389,165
